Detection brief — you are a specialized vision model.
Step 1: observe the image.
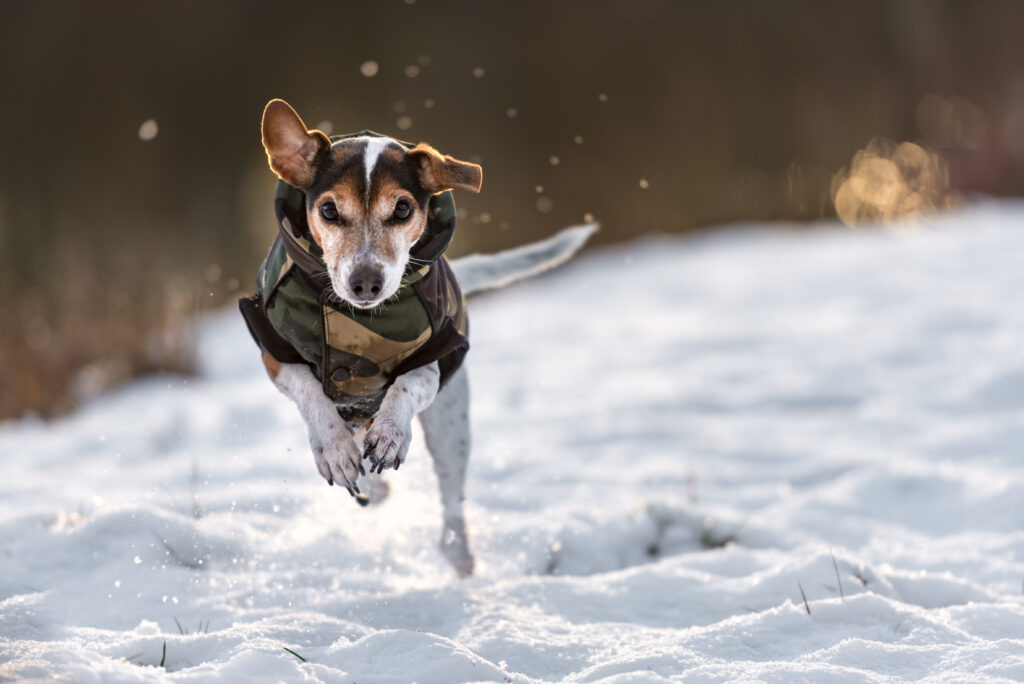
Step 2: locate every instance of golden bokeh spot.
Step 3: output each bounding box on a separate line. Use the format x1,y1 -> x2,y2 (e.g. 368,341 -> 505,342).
138,119 -> 158,141
832,137 -> 958,227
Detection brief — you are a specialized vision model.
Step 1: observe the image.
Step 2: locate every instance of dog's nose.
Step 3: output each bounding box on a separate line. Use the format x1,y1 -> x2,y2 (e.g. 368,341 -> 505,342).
349,267 -> 384,298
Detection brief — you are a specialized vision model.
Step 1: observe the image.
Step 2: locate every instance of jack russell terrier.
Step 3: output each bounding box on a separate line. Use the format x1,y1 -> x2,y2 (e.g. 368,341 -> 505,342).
240,99 -> 593,575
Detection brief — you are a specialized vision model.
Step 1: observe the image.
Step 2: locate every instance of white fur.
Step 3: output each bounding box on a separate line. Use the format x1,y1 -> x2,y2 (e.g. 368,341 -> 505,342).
328,236 -> 399,311
272,363 -> 362,489
453,224 -> 597,295
418,365 -> 474,576
364,362 -> 440,473
360,136 -> 396,196
272,228 -> 595,575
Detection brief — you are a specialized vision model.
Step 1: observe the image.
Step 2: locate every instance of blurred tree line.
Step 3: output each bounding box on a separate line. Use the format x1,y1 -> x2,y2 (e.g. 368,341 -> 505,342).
2,0 -> 1024,419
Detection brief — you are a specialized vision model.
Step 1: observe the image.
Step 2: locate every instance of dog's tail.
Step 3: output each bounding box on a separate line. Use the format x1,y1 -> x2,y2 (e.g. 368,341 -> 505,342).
451,224 -> 597,296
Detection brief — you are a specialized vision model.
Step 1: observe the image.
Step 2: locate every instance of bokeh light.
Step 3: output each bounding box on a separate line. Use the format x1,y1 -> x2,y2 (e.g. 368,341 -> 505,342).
832,138 -> 956,227
137,119 -> 158,141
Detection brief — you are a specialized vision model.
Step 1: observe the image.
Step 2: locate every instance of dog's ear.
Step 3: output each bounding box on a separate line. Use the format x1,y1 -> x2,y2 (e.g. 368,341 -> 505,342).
261,99 -> 330,188
407,143 -> 483,194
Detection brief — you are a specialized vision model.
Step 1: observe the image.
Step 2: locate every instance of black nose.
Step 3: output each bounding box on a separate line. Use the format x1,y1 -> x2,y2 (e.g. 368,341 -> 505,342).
349,267 -> 384,298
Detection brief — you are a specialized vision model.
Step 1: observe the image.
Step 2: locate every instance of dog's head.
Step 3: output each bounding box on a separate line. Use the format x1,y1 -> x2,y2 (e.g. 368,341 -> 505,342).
260,98 -> 482,308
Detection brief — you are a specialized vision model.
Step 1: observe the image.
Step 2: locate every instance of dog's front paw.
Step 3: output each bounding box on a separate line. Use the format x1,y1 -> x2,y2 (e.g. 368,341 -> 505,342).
309,425 -> 364,494
363,417 -> 412,473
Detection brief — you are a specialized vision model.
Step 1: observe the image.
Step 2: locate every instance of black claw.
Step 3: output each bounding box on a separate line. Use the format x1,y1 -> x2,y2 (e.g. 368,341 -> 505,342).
327,476 -> 334,486
354,492 -> 370,507
346,486 -> 355,496
358,463 -> 366,476
394,460 -> 400,471
362,442 -> 375,460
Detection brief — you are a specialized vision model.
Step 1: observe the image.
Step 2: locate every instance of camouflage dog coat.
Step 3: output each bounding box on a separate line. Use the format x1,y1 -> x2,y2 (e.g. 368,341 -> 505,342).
239,140 -> 469,423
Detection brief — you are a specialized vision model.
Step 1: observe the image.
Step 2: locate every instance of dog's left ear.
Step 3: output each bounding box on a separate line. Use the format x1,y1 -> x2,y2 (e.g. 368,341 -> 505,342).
408,144 -> 483,194
261,99 -> 330,188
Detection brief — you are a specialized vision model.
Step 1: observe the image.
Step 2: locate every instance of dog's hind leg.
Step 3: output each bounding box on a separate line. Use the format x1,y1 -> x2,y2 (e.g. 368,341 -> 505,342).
419,365 -> 475,577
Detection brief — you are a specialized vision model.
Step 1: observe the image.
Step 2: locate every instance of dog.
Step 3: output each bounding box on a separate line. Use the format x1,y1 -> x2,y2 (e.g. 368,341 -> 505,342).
240,99 -> 593,576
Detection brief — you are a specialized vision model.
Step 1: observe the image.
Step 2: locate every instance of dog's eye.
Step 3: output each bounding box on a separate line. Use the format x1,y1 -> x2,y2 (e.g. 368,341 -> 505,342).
393,199 -> 412,221
320,202 -> 339,222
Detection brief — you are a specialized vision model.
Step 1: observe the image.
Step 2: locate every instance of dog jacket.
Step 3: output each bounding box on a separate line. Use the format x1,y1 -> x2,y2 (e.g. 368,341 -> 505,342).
239,136 -> 469,423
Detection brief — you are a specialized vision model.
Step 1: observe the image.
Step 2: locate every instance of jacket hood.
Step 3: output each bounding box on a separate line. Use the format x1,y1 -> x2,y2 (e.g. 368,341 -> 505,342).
272,131 -> 458,278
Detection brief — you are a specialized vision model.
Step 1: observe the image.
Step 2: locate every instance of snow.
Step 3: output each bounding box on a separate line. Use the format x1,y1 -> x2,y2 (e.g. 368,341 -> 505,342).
3,202 -> 1024,682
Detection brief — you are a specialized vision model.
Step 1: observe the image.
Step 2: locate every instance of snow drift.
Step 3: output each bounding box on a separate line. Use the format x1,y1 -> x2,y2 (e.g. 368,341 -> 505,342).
2,204 -> 1024,682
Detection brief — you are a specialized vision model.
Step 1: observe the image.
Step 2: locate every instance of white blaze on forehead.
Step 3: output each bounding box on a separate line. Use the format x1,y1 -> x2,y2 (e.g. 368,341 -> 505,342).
327,135 -> 403,206
360,136 -> 398,190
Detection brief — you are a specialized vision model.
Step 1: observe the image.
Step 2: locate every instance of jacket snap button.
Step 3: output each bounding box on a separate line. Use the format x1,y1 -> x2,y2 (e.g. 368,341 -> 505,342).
332,368 -> 350,381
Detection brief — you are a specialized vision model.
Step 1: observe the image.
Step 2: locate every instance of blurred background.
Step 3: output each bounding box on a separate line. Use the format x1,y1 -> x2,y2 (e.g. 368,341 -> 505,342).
2,0 -> 1024,420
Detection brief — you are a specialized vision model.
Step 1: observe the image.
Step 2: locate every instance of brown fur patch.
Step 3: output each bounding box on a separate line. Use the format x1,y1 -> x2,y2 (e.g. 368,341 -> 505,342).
408,143 -> 483,194
262,351 -> 282,379
368,176 -> 427,261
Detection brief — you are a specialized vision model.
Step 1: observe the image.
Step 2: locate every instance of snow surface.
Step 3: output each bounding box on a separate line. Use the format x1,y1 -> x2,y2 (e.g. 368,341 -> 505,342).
2,203 -> 1024,683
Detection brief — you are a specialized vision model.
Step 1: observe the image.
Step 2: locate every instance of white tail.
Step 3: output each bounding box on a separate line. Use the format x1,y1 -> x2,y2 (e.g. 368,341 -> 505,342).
451,224 -> 597,295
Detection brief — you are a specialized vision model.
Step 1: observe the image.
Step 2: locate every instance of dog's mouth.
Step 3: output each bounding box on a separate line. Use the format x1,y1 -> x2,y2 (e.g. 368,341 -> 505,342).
335,287 -> 395,310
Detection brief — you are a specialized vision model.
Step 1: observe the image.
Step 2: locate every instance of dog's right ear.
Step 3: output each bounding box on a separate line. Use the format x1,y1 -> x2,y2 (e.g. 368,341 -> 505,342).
261,99 -> 330,188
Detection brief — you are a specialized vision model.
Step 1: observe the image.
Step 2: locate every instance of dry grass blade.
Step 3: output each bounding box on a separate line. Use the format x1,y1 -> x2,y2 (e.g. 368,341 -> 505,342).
155,534 -> 205,570
830,548 -> 845,599
797,580 -> 811,614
